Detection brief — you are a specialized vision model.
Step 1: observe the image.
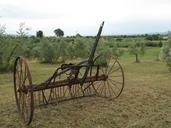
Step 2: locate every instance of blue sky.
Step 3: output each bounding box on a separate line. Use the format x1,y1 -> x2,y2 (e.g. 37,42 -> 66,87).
0,0 -> 171,36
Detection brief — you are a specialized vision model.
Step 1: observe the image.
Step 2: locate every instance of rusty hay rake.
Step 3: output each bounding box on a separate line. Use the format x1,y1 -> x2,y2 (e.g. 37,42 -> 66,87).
13,22 -> 125,125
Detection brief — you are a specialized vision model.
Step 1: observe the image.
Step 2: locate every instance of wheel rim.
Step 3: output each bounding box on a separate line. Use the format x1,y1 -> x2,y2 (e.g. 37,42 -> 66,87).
13,56 -> 34,125
94,56 -> 124,99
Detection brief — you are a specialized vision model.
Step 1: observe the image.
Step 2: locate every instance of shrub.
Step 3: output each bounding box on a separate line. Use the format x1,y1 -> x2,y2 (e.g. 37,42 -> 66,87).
145,41 -> 158,47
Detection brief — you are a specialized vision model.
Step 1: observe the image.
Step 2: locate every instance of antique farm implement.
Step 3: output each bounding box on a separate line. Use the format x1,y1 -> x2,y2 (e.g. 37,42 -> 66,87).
13,22 -> 125,125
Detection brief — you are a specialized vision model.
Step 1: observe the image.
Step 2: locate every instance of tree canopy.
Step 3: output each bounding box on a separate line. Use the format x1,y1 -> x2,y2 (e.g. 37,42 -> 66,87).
54,28 -> 64,37
36,30 -> 43,38
160,33 -> 171,70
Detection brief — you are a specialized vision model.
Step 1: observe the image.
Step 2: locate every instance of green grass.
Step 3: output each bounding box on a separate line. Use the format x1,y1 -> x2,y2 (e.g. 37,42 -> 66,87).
0,47 -> 171,128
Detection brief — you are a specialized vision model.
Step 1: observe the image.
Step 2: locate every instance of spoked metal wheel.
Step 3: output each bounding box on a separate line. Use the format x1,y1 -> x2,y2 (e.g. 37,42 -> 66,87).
80,66 -> 98,96
94,56 -> 124,99
13,56 -> 34,125
38,67 -> 84,104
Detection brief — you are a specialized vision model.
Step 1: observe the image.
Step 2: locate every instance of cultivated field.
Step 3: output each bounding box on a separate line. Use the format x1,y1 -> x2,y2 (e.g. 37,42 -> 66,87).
0,48 -> 171,128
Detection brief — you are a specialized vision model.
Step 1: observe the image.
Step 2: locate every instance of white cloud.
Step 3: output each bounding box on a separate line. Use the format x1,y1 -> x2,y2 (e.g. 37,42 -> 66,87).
0,0 -> 171,36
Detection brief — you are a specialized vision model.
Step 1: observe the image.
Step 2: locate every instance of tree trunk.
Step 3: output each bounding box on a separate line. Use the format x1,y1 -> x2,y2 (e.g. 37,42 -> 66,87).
0,52 -> 2,64
135,54 -> 139,63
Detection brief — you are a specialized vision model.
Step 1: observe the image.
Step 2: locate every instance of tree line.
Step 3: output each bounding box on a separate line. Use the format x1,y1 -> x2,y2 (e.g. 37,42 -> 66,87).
0,23 -> 169,72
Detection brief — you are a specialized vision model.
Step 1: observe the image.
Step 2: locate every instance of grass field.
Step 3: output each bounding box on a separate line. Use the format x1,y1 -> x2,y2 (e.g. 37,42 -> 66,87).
0,48 -> 171,128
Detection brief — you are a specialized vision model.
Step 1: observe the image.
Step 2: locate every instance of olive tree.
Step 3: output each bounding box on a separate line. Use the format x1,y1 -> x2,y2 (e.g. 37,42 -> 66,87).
0,24 -> 6,36
16,22 -> 30,37
0,38 -> 19,72
160,33 -> 171,70
74,37 -> 89,59
37,40 -> 54,63
129,41 -> 145,63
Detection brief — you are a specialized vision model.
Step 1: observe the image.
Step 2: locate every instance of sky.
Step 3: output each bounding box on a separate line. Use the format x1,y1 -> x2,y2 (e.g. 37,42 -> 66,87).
0,0 -> 171,36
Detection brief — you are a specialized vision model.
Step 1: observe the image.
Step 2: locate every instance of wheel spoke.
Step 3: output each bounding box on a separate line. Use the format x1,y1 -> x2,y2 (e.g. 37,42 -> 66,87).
21,93 -> 25,121
109,67 -> 121,75
104,81 -> 107,97
100,67 -> 105,75
106,80 -> 112,97
99,82 -> 105,95
108,79 -> 121,92
107,80 -> 117,97
19,60 -> 23,85
105,56 -> 111,74
18,91 -> 22,110
109,75 -> 122,78
108,78 -> 123,84
22,65 -> 28,85
108,59 -> 117,75
93,56 -> 124,99
95,81 -> 103,91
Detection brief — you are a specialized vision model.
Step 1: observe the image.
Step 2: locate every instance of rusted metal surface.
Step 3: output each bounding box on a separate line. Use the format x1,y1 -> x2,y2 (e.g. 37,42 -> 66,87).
13,56 -> 34,125
20,75 -> 107,92
13,22 -> 125,125
81,21 -> 104,86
